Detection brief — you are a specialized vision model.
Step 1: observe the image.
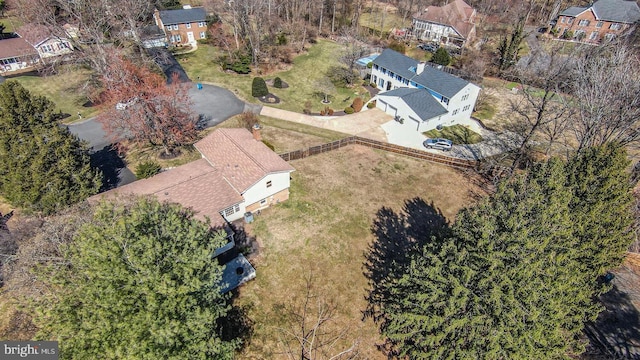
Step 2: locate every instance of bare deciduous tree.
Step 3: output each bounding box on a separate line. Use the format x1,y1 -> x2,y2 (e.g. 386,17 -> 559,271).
275,273 -> 359,360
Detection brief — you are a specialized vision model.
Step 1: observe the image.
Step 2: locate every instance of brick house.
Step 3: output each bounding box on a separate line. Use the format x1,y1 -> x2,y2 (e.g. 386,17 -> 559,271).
153,5 -> 207,46
411,0 -> 476,48
555,0 -> 640,43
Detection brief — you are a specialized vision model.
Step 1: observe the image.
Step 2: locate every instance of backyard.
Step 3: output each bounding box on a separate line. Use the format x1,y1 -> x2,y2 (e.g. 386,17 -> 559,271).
235,145 -> 484,358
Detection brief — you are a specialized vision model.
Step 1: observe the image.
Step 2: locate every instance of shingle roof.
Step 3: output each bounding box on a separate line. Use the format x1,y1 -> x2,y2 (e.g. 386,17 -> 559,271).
559,6 -> 587,17
95,159 -> 243,227
592,0 -> 640,23
159,7 -> 206,25
0,38 -> 37,59
195,128 -> 295,194
412,0 -> 475,39
372,49 -> 472,98
378,88 -> 448,120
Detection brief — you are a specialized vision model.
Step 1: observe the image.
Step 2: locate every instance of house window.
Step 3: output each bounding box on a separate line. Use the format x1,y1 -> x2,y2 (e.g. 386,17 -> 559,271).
41,44 -> 54,52
452,109 -> 459,115
461,94 -> 469,101
223,204 -> 240,217
463,104 -> 471,112
200,32 -> 206,39
589,31 -> 598,40
198,21 -> 206,27
260,199 -> 267,205
605,33 -> 616,41
372,75 -> 377,83
596,21 -> 604,28
166,25 -> 172,31
172,24 -> 179,30
171,34 -> 182,43
373,64 -> 378,70
560,17 -> 566,23
186,23 -> 191,29
578,19 -> 590,26
266,180 -> 272,188
610,23 -> 622,30
567,18 -> 574,24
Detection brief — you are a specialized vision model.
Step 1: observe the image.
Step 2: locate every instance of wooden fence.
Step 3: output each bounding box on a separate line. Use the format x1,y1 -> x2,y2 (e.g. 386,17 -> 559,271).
279,136 -> 479,170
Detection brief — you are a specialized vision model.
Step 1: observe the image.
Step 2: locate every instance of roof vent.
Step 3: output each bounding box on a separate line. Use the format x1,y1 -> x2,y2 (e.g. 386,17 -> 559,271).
183,4 -> 192,9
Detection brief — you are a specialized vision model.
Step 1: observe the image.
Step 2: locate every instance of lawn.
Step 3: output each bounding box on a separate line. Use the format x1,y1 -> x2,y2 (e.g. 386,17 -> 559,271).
9,67 -> 98,123
424,125 -> 483,145
177,40 -> 371,114
236,145 -> 484,359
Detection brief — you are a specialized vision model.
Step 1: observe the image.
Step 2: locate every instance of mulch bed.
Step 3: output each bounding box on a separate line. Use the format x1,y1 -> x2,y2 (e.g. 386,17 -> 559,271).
257,93 -> 281,104
265,78 -> 290,88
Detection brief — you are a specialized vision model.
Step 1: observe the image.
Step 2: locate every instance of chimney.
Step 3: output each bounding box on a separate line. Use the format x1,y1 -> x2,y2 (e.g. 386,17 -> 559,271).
416,62 -> 426,74
252,123 -> 262,141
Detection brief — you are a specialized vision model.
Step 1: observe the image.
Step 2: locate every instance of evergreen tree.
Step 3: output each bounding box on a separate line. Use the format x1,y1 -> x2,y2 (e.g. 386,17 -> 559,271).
375,150 -> 635,358
431,47 -> 451,66
251,77 -> 268,97
498,19 -> 525,71
35,198 -> 238,359
0,81 -> 101,214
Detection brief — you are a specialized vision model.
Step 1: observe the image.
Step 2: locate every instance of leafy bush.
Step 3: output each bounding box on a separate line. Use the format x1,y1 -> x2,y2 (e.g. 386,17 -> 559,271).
344,106 -> 355,114
327,108 -> 334,115
273,77 -> 283,88
351,97 -> 364,112
238,112 -> 260,131
388,40 -> 406,54
303,100 -> 312,115
252,77 -> 269,97
370,82 -> 377,88
367,62 -> 373,69
219,52 -> 252,74
262,140 -> 275,151
135,161 -> 162,179
562,30 -> 574,39
367,100 -> 376,109
276,32 -> 288,45
432,47 -> 451,66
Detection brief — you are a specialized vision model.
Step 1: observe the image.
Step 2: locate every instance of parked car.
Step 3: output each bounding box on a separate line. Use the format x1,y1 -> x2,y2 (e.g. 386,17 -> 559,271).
417,43 -> 439,53
423,138 -> 453,151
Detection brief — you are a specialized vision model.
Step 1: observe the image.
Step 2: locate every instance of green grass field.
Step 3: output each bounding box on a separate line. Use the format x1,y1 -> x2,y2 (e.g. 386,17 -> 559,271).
178,40 -> 371,114
10,67 -> 98,123
424,125 -> 483,145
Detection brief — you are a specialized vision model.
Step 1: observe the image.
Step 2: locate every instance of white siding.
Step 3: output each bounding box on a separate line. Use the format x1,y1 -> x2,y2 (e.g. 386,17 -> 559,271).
439,83 -> 480,125
242,172 -> 291,210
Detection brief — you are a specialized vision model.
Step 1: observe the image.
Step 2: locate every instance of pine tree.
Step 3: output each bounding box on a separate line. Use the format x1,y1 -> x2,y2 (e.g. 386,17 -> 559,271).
35,198 -> 238,359
375,150 -> 635,358
498,19 -> 525,71
431,47 -> 451,66
0,81 -> 101,214
251,77 -> 268,97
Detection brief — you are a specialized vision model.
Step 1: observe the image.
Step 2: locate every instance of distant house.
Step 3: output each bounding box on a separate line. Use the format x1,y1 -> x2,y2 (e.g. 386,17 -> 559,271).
412,0 -> 476,47
0,38 -> 39,73
153,5 -> 207,46
17,25 -> 73,60
555,0 -> 640,43
370,49 -> 480,132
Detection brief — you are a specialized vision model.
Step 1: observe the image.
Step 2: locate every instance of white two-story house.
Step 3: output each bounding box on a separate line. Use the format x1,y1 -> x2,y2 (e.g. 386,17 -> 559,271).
370,48 -> 480,133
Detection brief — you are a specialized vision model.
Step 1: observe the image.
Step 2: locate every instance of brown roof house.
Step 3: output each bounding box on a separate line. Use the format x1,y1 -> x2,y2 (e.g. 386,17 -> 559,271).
0,37 -> 39,74
153,5 -> 207,46
17,25 -> 73,61
555,0 -> 640,43
412,0 -> 476,47
95,127 -> 296,293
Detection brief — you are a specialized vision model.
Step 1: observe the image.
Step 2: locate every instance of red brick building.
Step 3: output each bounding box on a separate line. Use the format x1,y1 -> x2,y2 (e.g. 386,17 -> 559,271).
554,0 -> 640,43
153,5 -> 207,46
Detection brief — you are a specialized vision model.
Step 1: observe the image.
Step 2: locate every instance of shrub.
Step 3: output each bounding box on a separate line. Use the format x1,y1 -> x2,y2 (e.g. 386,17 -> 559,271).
367,100 -> 376,109
238,112 -> 259,131
303,100 -> 312,114
262,140 -> 275,151
432,47 -> 451,66
562,30 -> 574,39
367,62 -> 373,69
351,97 -> 364,112
273,77 -> 283,88
388,40 -> 406,54
344,106 -> 355,114
327,108 -> 334,115
370,82 -> 377,88
320,109 -> 326,115
252,77 -> 269,97
135,161 -> 162,179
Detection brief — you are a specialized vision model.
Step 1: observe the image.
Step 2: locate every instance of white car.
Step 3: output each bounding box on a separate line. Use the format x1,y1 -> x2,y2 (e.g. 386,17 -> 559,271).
423,138 -> 453,151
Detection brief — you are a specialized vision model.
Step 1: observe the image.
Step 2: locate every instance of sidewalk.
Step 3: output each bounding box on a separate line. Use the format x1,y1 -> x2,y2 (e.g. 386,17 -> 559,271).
260,106 -> 389,142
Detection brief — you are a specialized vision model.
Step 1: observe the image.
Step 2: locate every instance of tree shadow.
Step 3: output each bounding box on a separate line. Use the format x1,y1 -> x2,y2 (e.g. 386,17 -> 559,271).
217,298 -> 254,352
362,197 -> 450,322
584,279 -> 640,359
90,145 -> 127,192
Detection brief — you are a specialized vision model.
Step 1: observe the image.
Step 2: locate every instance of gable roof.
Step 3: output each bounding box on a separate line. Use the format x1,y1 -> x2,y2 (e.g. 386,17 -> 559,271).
592,0 -> 640,23
195,128 -> 295,193
0,38 -> 37,59
372,49 -> 473,99
159,7 -> 207,25
560,0 -> 640,23
412,0 -> 475,39
378,88 -> 449,120
96,159 -> 243,227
